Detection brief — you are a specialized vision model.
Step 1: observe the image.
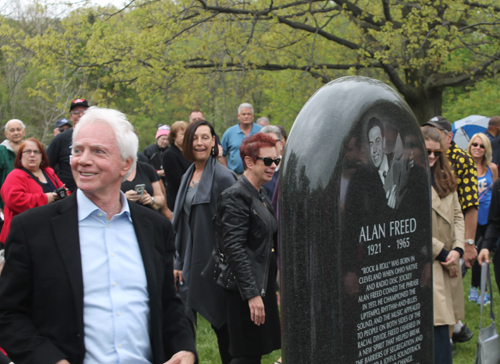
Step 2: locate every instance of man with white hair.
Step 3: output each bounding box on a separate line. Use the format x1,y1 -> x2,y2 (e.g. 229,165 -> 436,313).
256,117 -> 270,127
0,107 -> 196,364
0,119 -> 26,212
220,103 -> 262,175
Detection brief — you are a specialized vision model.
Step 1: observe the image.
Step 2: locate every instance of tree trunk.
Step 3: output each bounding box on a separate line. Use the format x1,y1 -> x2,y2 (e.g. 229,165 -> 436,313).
404,86 -> 443,125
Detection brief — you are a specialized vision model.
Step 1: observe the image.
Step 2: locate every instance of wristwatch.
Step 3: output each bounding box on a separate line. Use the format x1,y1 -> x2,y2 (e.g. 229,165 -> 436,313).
150,197 -> 156,206
465,239 -> 475,246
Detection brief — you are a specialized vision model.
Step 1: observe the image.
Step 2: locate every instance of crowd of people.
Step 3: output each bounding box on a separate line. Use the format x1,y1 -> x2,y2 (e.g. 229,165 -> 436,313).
0,96 -> 500,364
421,115 -> 500,363
0,100 -> 283,364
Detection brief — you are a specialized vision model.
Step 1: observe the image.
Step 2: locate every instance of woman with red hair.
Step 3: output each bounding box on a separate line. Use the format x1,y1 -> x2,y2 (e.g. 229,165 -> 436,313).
211,133 -> 281,363
0,138 -> 68,244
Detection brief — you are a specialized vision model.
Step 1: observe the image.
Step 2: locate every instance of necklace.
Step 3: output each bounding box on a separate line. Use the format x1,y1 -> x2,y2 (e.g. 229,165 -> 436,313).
191,168 -> 203,187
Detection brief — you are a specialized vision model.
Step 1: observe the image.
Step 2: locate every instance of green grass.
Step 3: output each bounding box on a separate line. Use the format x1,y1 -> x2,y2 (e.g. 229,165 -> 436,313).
195,314 -> 281,364
453,265 -> 499,363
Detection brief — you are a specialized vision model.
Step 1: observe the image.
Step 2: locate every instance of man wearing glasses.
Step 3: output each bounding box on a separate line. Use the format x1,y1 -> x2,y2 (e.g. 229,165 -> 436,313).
47,99 -> 89,193
53,118 -> 72,137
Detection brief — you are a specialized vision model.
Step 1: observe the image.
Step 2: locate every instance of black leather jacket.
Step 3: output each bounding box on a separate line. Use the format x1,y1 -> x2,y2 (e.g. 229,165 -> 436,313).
215,175 -> 277,300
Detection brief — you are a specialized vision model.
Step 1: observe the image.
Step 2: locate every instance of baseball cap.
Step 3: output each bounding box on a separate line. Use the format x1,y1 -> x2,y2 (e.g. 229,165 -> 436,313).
422,116 -> 452,133
54,118 -> 72,129
69,98 -> 89,111
156,124 -> 170,139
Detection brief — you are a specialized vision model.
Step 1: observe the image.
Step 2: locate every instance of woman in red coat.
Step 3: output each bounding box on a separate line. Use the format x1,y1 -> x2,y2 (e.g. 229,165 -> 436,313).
0,138 -> 68,244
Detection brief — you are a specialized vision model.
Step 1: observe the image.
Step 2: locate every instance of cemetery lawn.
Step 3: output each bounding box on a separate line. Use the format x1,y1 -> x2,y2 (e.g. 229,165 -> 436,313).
196,267 -> 498,363
196,314 -> 281,364
454,265 -> 498,363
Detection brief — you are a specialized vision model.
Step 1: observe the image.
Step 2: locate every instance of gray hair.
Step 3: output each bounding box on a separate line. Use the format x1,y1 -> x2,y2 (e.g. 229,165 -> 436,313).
261,125 -> 282,140
73,107 -> 138,180
256,117 -> 270,126
4,119 -> 26,131
238,103 -> 254,114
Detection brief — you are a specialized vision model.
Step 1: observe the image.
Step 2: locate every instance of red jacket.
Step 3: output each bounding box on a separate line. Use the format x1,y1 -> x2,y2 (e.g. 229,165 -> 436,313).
0,167 -> 67,243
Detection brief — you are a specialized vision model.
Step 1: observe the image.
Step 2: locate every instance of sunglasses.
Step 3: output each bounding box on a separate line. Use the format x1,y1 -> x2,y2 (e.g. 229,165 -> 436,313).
256,157 -> 281,166
472,142 -> 485,149
427,149 -> 442,157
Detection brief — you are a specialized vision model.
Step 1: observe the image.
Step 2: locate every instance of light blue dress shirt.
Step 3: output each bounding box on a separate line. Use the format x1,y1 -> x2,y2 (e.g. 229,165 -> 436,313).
221,122 -> 262,174
77,189 -> 153,364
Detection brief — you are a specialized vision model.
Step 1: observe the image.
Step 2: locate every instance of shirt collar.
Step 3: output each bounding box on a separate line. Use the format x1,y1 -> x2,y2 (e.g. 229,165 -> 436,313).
238,122 -> 258,133
77,189 -> 132,222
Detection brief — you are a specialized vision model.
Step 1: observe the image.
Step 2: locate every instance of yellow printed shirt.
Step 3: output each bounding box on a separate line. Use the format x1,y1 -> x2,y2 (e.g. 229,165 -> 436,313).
447,142 -> 479,211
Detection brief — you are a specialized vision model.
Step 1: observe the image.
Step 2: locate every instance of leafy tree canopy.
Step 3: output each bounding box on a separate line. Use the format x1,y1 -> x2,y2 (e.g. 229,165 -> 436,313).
2,0 -> 500,146
74,0 -> 500,122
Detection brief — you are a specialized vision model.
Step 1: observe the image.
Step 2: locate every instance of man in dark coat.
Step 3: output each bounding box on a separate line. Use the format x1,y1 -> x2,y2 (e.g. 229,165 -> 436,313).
143,125 -> 170,187
0,107 -> 196,364
47,98 -> 89,192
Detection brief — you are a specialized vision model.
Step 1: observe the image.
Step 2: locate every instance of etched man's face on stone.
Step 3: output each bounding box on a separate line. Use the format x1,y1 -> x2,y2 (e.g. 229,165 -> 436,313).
368,126 -> 385,169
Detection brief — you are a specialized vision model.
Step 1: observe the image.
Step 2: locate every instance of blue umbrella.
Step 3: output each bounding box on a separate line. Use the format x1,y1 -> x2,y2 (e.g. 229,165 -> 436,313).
452,115 -> 489,150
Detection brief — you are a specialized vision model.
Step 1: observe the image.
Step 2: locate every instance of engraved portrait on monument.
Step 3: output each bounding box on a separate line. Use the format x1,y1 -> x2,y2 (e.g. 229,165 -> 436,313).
280,76 -> 433,364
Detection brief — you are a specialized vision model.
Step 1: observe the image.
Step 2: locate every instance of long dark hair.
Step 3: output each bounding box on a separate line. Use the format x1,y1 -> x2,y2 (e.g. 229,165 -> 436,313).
421,126 -> 457,198
182,119 -> 218,162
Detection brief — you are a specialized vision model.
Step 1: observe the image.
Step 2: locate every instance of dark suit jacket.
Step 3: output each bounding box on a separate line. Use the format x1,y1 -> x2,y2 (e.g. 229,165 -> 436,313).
163,144 -> 192,211
0,193 -> 196,364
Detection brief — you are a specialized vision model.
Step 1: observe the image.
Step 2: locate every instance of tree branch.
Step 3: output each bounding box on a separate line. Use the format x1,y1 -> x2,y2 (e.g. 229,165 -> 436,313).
380,63 -> 419,100
331,0 -> 401,28
183,61 -> 382,71
463,1 -> 500,12
458,20 -> 500,32
105,0 -> 136,20
431,51 -> 500,88
238,14 -> 259,56
165,12 -> 220,45
196,0 -> 331,16
276,16 -> 364,51
381,0 -> 392,22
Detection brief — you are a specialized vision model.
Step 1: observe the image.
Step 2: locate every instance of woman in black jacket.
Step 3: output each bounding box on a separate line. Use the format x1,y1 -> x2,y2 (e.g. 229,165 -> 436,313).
173,120 -> 236,364
163,121 -> 192,211
215,133 -> 281,364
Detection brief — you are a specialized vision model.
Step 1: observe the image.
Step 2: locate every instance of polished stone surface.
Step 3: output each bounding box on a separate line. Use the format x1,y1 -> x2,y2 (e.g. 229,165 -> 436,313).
280,76 -> 432,363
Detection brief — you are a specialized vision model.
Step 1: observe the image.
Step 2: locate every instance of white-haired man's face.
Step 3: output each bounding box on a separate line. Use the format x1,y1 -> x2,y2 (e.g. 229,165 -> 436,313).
71,123 -> 133,201
238,107 -> 254,126
4,121 -> 25,144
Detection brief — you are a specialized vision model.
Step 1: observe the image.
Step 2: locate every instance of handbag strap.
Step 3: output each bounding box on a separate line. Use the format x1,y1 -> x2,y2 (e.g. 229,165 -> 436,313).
479,262 -> 495,330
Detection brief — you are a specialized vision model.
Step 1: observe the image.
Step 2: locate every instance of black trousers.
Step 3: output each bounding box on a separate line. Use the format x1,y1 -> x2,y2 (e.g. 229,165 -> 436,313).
493,247 -> 500,295
212,324 -> 233,364
434,325 -> 452,364
471,224 -> 488,288
229,356 -> 262,364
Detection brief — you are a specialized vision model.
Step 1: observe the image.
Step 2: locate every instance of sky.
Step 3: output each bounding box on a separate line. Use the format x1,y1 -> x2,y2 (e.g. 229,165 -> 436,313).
0,0 -> 131,16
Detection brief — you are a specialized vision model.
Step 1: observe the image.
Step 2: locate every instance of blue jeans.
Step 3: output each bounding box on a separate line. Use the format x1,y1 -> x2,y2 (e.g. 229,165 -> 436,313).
434,325 -> 452,364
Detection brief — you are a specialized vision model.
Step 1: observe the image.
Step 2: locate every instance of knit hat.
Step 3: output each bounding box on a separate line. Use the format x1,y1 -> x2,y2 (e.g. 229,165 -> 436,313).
156,124 -> 170,139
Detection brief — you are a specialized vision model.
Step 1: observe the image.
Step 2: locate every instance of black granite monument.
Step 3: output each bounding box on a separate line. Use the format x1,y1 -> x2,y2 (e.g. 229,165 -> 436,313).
280,77 -> 433,363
